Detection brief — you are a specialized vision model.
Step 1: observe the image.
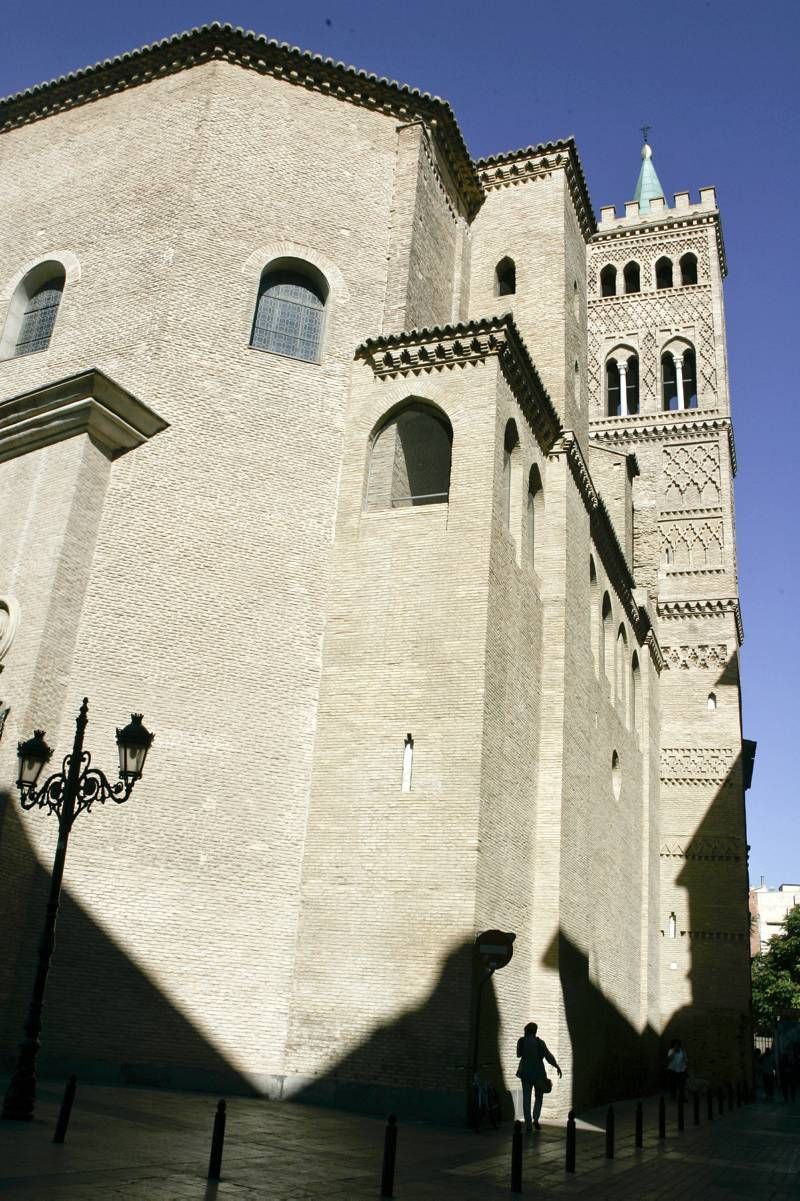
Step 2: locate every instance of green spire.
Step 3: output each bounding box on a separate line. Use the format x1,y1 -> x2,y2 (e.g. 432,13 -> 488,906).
633,140 -> 665,212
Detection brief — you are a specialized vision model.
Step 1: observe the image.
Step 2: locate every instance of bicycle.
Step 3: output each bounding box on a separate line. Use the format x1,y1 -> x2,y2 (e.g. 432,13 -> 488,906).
456,1063 -> 502,1131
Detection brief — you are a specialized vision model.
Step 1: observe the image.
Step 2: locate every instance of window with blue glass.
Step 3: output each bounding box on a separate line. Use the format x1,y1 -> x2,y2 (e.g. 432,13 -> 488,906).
250,268 -> 327,362
14,274 -> 64,357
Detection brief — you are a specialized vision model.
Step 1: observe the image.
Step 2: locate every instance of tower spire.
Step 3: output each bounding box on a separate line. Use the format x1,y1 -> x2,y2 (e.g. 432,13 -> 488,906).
633,129 -> 665,213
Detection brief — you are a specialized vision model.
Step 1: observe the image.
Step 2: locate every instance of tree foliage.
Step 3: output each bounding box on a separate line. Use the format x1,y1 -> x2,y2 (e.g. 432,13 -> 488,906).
751,905 -> 800,1035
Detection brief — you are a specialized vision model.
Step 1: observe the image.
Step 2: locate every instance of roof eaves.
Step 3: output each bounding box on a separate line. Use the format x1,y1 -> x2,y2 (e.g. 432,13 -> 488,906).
475,136 -> 596,238
0,22 -> 485,218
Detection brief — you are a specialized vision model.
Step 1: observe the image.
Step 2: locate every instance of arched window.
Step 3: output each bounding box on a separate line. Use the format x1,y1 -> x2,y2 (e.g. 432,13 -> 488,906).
631,652 -> 641,733
590,557 -> 599,673
707,692 -> 717,711
655,257 -> 673,289
365,402 -> 452,511
606,352 -> 639,416
680,253 -> 698,286
502,419 -> 523,559
250,261 -> 327,362
1,261 -> 66,359
496,257 -> 516,297
527,465 -> 543,570
616,625 -> 628,714
662,344 -> 698,411
623,261 -> 640,294
600,265 -> 617,297
601,593 -> 613,688
668,913 -> 677,939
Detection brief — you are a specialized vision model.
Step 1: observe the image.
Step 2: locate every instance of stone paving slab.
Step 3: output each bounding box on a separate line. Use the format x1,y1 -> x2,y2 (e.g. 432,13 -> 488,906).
0,1080 -> 797,1200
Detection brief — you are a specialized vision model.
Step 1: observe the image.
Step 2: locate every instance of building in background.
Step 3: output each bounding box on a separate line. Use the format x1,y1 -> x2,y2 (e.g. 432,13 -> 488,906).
0,24 -> 752,1118
750,881 -> 800,956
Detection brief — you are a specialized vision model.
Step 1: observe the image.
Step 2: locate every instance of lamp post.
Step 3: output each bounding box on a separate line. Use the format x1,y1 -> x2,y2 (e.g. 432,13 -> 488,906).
1,697 -> 154,1121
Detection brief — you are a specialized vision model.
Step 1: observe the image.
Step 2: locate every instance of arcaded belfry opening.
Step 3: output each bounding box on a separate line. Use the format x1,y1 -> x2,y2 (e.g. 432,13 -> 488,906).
623,261 -> 640,294
600,264 -> 617,297
365,401 -> 453,511
495,256 -> 516,296
680,252 -> 698,286
655,256 -> 673,290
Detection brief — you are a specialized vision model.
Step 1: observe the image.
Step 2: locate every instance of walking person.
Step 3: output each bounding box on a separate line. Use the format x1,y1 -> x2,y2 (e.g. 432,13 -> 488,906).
515,1021 -> 562,1132
666,1038 -> 688,1102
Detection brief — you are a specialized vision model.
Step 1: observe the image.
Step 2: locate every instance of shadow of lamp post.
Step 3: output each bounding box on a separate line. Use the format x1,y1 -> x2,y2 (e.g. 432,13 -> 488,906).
1,696 -> 154,1122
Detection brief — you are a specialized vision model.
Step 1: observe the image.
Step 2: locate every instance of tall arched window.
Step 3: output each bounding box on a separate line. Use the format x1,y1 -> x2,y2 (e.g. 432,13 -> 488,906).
655,257 -> 673,289
496,257 -> 516,296
250,261 -> 327,362
590,557 -> 599,673
616,625 -> 628,716
631,652 -> 641,734
623,261 -> 640,294
680,253 -> 698,286
607,352 -> 639,416
662,344 -> 698,410
601,593 -> 613,688
527,465 -> 543,570
502,419 -> 522,560
1,261 -> 66,359
600,265 -> 617,297
365,402 -> 452,510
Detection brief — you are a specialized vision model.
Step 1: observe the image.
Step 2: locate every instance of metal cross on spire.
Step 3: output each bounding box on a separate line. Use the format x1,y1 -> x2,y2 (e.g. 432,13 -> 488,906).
641,124 -> 651,145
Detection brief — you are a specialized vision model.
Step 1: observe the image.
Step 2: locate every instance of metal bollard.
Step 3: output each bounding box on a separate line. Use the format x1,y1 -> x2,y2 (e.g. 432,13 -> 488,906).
727,1082 -> 734,1110
605,1105 -> 615,1159
658,1095 -> 666,1140
634,1100 -> 643,1148
693,1090 -> 700,1126
380,1113 -> 398,1199
736,1080 -> 742,1108
53,1075 -> 77,1145
677,1093 -> 685,1132
707,1089 -> 713,1121
717,1085 -> 724,1117
511,1120 -> 523,1194
207,1099 -> 226,1181
565,1110 -> 576,1173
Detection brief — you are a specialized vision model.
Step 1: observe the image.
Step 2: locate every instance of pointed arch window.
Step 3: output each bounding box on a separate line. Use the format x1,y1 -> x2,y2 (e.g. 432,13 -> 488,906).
250,262 -> 327,362
366,402 -> 453,510
655,257 -> 673,289
606,352 -> 639,416
631,652 -> 641,734
680,253 -> 698,286
496,257 -> 516,296
590,557 -> 599,673
601,592 -> 613,688
662,345 -> 698,411
623,261 -> 640,294
527,465 -> 543,570
600,265 -> 617,297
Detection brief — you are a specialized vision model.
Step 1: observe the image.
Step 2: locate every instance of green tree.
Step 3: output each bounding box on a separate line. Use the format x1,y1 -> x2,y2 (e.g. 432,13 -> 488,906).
751,905 -> 800,1035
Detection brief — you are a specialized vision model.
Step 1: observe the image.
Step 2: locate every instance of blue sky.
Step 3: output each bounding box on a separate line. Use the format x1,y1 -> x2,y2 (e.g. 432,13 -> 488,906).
2,1 -> 797,885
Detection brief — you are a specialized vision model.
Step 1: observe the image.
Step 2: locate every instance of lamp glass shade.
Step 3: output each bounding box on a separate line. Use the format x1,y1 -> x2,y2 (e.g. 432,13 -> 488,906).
116,714 -> 154,780
16,730 -> 53,793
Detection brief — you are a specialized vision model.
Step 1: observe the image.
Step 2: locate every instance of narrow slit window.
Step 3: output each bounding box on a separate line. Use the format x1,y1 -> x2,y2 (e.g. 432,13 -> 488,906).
496,257 -> 516,297
668,913 -> 677,939
401,734 -> 414,792
707,692 -> 717,711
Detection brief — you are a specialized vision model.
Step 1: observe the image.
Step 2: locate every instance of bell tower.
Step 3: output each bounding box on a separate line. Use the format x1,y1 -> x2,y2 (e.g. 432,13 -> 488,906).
586,139 -> 751,1079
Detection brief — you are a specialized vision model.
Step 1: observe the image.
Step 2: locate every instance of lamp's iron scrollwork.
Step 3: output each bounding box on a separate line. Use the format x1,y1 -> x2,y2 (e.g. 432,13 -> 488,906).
2,698 -> 154,1123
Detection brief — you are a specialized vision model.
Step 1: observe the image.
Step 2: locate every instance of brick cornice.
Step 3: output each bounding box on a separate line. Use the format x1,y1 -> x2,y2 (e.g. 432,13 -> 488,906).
0,367 -> 169,464
657,597 -> 744,646
589,409 -> 737,477
0,23 -> 484,219
475,139 -> 596,241
356,314 -> 562,451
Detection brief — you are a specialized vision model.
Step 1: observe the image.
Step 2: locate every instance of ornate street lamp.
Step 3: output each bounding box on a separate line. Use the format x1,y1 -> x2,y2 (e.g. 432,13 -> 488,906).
1,697 -> 154,1122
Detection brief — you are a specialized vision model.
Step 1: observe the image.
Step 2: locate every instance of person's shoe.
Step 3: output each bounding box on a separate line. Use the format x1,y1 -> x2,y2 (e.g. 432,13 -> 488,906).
533,1120 -> 541,1130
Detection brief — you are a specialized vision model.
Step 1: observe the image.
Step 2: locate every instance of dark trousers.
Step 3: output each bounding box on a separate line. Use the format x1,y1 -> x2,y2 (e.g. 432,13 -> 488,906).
521,1080 -> 544,1129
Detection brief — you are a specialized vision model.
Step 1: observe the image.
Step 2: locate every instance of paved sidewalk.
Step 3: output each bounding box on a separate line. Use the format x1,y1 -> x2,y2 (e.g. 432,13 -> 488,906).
0,1080 -> 797,1200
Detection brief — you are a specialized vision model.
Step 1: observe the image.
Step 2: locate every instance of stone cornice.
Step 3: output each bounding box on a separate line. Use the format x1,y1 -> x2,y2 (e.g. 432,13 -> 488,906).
0,23 -> 484,220
475,139 -> 596,241
591,210 -> 727,279
0,368 -> 169,464
589,409 -> 737,477
356,314 -> 562,451
657,598 -> 744,646
550,431 -> 663,671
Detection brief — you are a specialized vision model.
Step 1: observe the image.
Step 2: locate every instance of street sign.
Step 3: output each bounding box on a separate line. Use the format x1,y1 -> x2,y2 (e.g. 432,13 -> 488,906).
475,929 -> 516,971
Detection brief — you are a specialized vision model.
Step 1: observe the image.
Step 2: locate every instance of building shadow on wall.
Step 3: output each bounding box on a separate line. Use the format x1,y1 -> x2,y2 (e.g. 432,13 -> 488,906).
0,794 -> 254,1095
